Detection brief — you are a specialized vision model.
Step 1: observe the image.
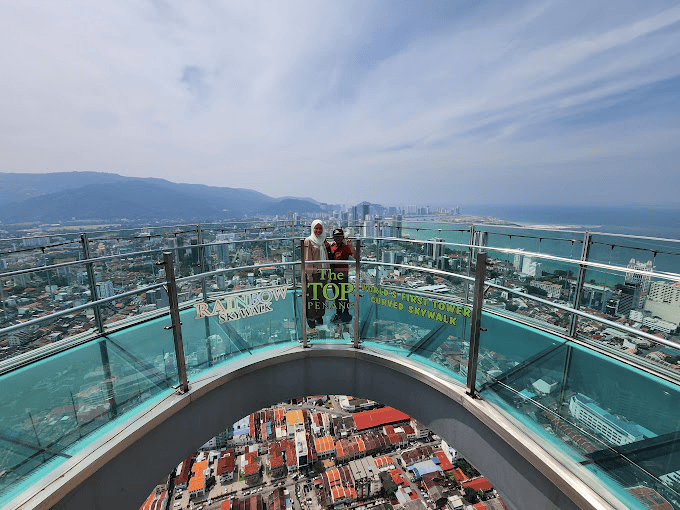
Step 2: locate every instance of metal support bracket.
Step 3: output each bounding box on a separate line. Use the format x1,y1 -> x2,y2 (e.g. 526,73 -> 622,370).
466,251 -> 487,398
163,252 -> 189,393
300,239 -> 309,348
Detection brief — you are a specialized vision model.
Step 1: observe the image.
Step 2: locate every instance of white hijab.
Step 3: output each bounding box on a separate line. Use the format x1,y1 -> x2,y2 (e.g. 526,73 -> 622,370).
307,219 -> 329,264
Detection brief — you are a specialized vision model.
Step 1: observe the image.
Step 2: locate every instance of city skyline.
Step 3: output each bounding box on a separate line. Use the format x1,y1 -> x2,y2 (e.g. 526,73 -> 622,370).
2,2 -> 680,206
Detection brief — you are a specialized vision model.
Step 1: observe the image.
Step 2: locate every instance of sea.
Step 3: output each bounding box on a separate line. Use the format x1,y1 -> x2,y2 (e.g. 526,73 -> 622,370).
399,205 -> 680,282
458,205 -> 680,239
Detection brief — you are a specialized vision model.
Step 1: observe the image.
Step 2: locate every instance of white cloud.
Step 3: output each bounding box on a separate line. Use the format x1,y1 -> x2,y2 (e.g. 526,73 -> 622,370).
1,0 -> 679,206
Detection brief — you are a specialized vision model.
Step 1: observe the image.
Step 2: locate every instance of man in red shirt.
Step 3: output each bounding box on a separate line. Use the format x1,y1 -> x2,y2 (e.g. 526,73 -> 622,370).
328,228 -> 356,323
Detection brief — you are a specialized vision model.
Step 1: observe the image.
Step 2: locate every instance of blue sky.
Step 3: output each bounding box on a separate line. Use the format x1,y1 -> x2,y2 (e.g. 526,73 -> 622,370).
1,1 -> 679,207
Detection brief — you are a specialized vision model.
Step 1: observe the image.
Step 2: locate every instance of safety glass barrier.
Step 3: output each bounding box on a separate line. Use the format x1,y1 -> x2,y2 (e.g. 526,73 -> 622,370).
372,237 -> 470,290
86,226 -> 199,252
482,246 -> 579,333
399,223 -> 472,248
577,275 -> 680,382
300,258 -> 358,344
0,237 -> 83,270
97,251 -> 169,326
0,314 -> 179,504
180,287 -> 300,376
1,261 -> 95,331
478,315 -> 680,510
0,281 -> 170,363
472,225 -> 586,261
356,269 -> 470,385
0,309 -> 98,363
177,260 -> 303,377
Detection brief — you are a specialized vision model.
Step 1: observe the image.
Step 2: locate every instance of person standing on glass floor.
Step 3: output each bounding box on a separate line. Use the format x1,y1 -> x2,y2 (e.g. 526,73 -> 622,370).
303,220 -> 330,330
328,228 -> 355,323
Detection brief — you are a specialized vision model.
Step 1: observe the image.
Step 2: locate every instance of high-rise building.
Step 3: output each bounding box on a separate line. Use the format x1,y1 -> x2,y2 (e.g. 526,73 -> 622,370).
363,216 -> 375,238
427,238 -> 445,266
391,214 -> 402,238
625,258 -> 654,308
617,283 -> 637,317
473,231 -> 488,247
362,203 -> 370,221
513,249 -> 525,271
22,236 -> 50,248
521,257 -> 542,278
96,281 -> 115,299
214,234 -> 233,264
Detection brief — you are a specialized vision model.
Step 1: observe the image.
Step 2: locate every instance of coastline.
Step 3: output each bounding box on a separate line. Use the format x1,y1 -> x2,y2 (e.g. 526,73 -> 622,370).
403,215 -> 594,232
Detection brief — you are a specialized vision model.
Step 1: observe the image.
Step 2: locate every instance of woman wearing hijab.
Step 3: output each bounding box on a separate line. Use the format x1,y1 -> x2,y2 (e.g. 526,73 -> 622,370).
304,219 -> 330,330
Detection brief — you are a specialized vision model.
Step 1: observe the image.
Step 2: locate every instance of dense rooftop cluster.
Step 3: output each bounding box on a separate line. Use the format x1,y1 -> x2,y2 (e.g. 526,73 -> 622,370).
142,396 -> 505,510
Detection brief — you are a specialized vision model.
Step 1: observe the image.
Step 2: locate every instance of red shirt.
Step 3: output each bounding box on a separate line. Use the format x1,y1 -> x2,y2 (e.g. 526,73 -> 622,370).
328,242 -> 353,276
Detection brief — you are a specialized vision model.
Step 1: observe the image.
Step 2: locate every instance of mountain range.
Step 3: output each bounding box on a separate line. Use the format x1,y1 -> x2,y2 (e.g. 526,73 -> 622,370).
0,172 -> 325,223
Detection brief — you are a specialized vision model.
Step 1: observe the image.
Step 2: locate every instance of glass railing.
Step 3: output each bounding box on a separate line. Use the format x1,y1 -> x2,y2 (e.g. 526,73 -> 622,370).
2,223 -> 680,509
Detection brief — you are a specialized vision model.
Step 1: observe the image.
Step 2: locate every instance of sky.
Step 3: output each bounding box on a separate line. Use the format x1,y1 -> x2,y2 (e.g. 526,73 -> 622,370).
1,1 -> 680,207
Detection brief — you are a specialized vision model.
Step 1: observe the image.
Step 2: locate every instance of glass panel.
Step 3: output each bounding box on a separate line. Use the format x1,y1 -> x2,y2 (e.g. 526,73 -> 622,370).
0,314 -> 98,362
0,319 -> 177,504
579,234 -> 680,378
480,330 -> 680,510
179,287 -> 300,377
0,236 -> 83,273
301,260 -> 357,343
357,278 -> 469,383
474,225 -> 585,261
483,247 -> 576,333
0,261 -> 94,329
474,312 -> 566,389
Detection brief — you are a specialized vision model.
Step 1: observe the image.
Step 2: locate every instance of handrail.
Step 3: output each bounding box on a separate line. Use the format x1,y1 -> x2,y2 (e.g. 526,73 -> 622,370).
364,235 -> 680,282
2,231 -> 679,383
361,260 -> 680,350
0,282 -> 167,336
1,236 -> 298,278
3,227 -> 680,510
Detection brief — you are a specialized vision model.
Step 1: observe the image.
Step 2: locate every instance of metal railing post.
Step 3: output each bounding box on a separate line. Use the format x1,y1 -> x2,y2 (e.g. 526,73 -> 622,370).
353,240 -> 361,349
466,252 -> 487,398
81,233 -> 104,333
465,225 -> 476,305
291,238 -> 298,341
568,232 -> 592,337
197,225 -> 208,300
300,239 -> 309,348
375,234 -> 380,286
161,252 -> 189,393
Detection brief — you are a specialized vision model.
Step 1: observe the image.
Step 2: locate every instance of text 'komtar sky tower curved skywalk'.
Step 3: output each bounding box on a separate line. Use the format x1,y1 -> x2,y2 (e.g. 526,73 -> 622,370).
2,218 -> 680,510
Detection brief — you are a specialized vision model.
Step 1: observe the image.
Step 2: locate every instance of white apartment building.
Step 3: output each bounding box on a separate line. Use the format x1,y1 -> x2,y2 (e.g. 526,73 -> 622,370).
569,394 -> 656,446
644,281 -> 680,325
521,257 -> 542,278
532,281 -> 562,299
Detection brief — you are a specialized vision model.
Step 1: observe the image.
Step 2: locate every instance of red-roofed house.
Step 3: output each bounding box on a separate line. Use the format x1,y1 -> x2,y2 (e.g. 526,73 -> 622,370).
450,467 -> 467,483
188,459 -> 208,499
463,477 -> 493,493
217,449 -> 236,483
353,407 -> 410,432
243,451 -> 261,485
389,469 -> 408,487
374,456 -> 394,469
174,457 -> 193,489
314,435 -> 335,458
434,450 -> 454,471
